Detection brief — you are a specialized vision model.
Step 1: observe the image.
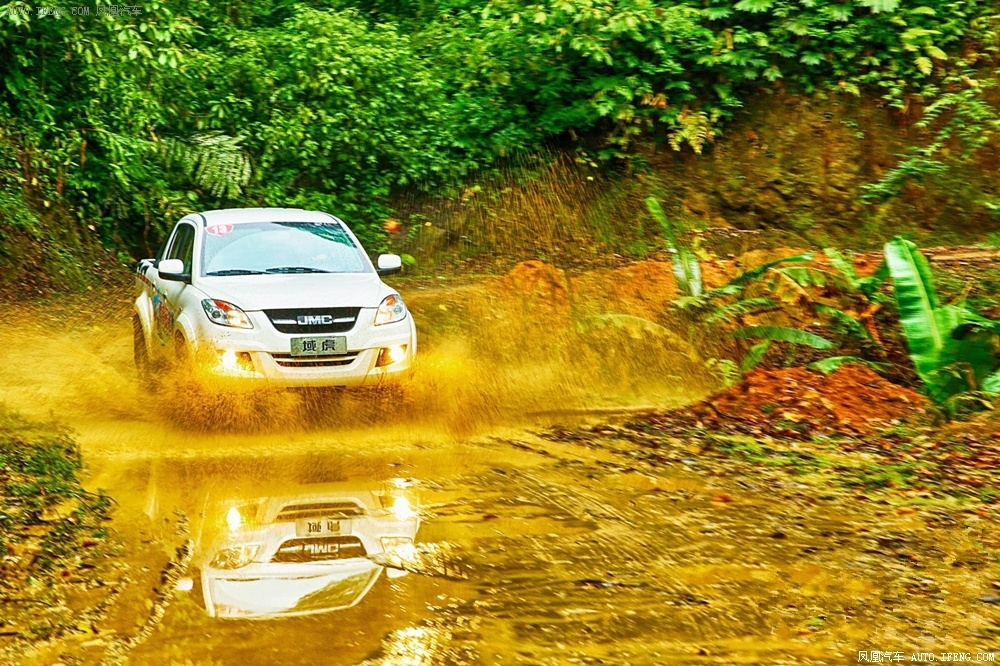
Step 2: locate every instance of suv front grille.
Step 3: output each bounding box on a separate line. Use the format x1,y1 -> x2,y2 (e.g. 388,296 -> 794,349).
264,307 -> 362,334
277,502 -> 365,521
270,352 -> 359,368
271,536 -> 367,563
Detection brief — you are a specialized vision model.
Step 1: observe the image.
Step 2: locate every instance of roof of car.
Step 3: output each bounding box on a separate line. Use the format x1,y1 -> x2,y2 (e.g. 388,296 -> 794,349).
195,208 -> 340,225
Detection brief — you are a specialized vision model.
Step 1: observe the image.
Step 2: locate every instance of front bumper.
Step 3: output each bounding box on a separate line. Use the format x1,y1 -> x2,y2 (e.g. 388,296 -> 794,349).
189,309 -> 416,388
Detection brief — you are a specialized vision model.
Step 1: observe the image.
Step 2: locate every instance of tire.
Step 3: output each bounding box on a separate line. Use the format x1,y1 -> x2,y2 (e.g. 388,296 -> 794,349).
133,315 -> 153,388
174,331 -> 191,368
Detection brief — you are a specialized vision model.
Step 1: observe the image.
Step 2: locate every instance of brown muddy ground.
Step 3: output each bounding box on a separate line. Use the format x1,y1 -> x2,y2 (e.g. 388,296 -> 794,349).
1,263 -> 999,665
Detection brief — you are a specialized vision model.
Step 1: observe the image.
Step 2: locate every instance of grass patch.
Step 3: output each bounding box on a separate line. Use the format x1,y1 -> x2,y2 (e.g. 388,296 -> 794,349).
0,407 -> 115,643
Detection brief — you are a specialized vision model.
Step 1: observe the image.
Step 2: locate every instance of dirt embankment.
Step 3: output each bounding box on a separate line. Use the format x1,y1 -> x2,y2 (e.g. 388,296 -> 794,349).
696,364 -> 931,436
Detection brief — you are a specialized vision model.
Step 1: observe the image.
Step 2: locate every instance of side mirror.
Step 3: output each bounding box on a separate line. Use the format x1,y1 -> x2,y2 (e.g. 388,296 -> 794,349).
158,258 -> 190,283
376,254 -> 402,276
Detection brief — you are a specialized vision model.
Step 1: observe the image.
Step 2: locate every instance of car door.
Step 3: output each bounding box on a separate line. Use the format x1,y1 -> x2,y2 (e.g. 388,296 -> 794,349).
152,221 -> 196,351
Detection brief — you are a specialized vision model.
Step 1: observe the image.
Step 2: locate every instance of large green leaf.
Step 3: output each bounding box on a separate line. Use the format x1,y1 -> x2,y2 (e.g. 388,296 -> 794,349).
706,297 -> 775,324
674,246 -> 704,298
734,0 -> 775,12
774,266 -> 829,287
935,311 -> 1000,396
731,326 -> 833,349
646,197 -> 702,297
885,238 -> 1000,401
884,237 -> 943,382
645,197 -> 679,250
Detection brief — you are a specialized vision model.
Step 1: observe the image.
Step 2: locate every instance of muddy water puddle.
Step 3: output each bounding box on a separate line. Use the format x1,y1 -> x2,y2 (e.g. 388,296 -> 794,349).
16,428 -> 990,666
3,295 -> 999,664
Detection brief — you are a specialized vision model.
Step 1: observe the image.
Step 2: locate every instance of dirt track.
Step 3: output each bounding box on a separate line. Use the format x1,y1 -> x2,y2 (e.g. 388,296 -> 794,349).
1,276 -> 999,665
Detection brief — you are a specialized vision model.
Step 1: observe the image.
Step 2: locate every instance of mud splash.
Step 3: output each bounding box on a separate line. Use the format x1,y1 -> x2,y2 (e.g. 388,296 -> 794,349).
0,262 -> 710,438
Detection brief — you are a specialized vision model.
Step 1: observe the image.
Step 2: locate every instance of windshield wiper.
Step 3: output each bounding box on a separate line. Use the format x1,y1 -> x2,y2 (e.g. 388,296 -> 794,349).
206,269 -> 266,276
264,266 -> 332,274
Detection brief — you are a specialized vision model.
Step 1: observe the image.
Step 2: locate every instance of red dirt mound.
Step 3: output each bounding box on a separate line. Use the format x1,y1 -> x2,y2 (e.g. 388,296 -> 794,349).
498,260 -> 571,319
700,364 -> 930,435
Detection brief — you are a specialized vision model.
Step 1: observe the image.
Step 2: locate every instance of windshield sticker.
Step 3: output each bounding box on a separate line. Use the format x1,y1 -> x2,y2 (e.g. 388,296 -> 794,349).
206,224 -> 234,236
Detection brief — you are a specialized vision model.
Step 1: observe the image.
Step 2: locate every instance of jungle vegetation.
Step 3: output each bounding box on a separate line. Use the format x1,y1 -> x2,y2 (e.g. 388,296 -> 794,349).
3,0 -> 1000,288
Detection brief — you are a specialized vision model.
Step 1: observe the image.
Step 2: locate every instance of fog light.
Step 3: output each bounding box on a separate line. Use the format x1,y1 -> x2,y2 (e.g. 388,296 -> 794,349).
376,345 -> 407,367
210,543 -> 260,570
380,536 -> 414,551
220,350 -> 254,372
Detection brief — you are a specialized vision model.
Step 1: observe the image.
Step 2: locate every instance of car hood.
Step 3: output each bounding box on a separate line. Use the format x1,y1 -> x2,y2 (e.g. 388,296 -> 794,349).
196,273 -> 387,310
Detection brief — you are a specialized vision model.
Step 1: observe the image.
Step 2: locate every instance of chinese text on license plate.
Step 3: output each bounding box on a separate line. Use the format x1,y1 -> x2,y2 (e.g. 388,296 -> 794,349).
291,336 -> 347,356
296,518 -> 342,538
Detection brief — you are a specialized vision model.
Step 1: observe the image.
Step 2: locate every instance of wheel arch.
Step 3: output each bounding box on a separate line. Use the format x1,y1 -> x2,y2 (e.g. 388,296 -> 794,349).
133,295 -> 154,355
173,311 -> 200,357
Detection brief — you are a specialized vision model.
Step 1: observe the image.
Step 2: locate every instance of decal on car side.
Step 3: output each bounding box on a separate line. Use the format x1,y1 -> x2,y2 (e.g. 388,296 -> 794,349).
153,289 -> 174,344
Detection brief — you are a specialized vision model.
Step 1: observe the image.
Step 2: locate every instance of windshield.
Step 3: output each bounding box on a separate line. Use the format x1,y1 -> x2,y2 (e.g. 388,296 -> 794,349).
201,221 -> 370,276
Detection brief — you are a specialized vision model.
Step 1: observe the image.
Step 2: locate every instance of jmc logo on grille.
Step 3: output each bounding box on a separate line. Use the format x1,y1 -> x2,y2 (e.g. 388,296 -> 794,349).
297,315 -> 334,325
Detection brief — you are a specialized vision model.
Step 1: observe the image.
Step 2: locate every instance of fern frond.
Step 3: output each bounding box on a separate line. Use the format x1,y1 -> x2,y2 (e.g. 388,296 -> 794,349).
162,132 -> 252,199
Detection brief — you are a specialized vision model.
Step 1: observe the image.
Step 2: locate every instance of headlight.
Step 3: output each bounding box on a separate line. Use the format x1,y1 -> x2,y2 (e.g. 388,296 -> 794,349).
389,496 -> 417,521
226,506 -> 243,531
202,299 -> 253,329
374,294 -> 407,326
210,544 -> 260,570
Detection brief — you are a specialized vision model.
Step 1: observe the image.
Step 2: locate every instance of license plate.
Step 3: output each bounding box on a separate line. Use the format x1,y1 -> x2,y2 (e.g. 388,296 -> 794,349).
295,518 -> 343,538
291,336 -> 347,356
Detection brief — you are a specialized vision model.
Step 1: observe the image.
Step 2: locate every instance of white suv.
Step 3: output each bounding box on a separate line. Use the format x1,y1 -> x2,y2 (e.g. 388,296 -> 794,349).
133,208 -> 416,387
197,482 -> 419,618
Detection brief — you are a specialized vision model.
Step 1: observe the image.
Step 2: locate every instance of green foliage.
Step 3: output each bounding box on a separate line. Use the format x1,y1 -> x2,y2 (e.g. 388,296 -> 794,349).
731,325 -> 834,349
729,325 -> 832,375
808,356 -> 888,374
741,340 -> 772,372
645,197 -> 702,297
0,408 -> 111,564
3,0 -> 1000,284
705,357 -> 742,387
884,237 -> 1000,402
163,133 -> 253,200
706,297 -> 776,324
815,303 -> 877,344
864,52 -> 1000,211
576,313 -> 674,338
723,254 -> 816,292
675,253 -> 813,310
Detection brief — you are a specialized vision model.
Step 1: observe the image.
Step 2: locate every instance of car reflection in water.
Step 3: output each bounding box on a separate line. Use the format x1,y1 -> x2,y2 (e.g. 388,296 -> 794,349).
196,480 -> 419,619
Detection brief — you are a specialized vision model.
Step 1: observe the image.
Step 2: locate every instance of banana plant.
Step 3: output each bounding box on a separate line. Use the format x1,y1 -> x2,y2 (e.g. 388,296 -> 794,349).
645,197 -> 702,297
731,325 -> 833,372
884,237 -> 1000,402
